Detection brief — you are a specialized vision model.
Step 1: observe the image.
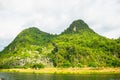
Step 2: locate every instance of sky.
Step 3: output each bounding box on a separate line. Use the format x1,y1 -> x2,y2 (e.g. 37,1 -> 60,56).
0,0 -> 120,51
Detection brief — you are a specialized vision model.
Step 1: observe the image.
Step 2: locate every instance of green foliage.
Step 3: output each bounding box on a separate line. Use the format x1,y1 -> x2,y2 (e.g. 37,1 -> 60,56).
76,63 -> 83,67
61,61 -> 71,68
31,63 -> 45,69
0,20 -> 120,69
0,65 -> 11,69
88,62 -> 97,67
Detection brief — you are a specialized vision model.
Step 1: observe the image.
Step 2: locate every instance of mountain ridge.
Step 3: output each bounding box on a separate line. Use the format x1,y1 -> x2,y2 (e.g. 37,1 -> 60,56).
62,19 -> 95,34
0,19 -> 120,68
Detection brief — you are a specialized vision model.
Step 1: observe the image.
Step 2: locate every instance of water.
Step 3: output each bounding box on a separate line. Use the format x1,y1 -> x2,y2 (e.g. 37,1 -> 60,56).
0,72 -> 120,80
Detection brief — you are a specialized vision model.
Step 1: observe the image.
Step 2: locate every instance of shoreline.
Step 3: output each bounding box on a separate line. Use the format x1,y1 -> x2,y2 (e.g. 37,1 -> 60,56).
0,68 -> 120,74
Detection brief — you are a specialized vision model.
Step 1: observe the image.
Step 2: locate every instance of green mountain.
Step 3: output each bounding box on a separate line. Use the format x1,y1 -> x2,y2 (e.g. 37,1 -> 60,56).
50,20 -> 120,67
0,20 -> 120,68
62,20 -> 94,34
2,27 -> 54,53
0,27 -> 55,68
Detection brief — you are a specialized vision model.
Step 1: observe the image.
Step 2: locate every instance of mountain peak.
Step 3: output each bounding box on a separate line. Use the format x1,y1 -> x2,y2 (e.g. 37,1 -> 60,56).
19,27 -> 49,36
22,27 -> 41,33
71,19 -> 89,30
0,19 -> 120,68
62,19 -> 92,34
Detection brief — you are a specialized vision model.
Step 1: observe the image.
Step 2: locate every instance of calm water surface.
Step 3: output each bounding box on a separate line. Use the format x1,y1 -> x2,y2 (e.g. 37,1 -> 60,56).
0,72 -> 120,80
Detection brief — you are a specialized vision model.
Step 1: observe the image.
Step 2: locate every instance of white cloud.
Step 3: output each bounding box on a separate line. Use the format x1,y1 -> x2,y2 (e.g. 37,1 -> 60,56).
0,0 -> 120,51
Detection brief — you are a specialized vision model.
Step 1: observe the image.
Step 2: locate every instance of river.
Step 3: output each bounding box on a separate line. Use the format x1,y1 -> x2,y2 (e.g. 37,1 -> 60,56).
0,72 -> 120,80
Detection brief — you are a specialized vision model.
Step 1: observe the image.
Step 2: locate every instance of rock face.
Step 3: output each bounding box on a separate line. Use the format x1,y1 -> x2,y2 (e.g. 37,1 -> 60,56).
0,19 -> 120,68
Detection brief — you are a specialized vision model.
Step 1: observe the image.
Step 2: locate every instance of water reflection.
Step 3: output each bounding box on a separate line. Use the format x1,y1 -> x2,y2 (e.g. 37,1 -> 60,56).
0,72 -> 120,80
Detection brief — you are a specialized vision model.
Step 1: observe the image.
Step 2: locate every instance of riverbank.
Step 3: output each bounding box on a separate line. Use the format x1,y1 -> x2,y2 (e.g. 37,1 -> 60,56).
0,68 -> 120,74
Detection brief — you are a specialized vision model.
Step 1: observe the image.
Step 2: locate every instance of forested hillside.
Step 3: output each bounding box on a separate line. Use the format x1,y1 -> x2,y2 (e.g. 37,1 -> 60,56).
0,20 -> 120,68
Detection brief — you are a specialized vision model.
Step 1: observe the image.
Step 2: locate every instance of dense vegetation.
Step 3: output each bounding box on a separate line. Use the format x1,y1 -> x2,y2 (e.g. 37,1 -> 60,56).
0,19 -> 120,68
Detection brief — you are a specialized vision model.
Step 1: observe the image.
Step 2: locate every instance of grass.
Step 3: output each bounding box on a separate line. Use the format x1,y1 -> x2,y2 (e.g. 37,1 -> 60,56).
0,68 -> 120,74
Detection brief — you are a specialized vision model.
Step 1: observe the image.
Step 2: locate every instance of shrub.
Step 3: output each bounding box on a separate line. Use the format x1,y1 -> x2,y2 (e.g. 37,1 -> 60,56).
77,63 -> 83,67
88,62 -> 97,67
61,61 -> 71,68
32,63 -> 44,69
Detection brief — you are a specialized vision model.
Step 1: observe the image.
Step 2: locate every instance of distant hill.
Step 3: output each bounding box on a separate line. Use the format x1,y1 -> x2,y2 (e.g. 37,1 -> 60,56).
0,19 -> 120,68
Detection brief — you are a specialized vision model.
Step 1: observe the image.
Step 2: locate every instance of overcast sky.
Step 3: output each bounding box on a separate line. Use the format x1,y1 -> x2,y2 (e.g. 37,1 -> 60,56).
0,0 -> 120,51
